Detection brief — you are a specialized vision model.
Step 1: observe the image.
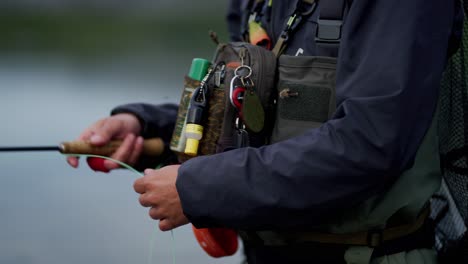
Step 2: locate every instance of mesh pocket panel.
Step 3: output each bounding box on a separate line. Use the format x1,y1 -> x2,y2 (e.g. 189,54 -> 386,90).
439,11 -> 468,224
435,1 -> 468,258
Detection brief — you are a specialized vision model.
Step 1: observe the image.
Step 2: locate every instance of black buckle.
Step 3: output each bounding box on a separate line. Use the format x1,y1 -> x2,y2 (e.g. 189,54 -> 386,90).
367,230 -> 384,248
315,18 -> 343,43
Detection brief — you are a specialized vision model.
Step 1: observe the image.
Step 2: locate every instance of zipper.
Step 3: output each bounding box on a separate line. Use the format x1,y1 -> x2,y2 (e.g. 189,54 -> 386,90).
244,44 -> 268,107
239,46 -> 247,66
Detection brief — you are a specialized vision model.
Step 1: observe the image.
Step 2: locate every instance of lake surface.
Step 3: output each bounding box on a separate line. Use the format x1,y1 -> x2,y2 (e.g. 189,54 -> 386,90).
0,53 -> 243,264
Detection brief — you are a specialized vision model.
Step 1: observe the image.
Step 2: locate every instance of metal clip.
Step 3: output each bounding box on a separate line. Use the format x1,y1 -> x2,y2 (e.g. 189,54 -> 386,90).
230,75 -> 240,108
235,117 -> 246,130
214,64 -> 226,87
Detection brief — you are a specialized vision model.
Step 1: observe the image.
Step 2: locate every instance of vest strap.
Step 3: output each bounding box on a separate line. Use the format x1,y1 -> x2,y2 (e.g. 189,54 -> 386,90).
241,208 -> 430,247
315,0 -> 346,57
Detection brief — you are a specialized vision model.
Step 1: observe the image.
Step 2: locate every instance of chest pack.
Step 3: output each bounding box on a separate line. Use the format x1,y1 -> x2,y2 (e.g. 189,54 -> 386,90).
169,0 -> 343,161
169,41 -> 277,162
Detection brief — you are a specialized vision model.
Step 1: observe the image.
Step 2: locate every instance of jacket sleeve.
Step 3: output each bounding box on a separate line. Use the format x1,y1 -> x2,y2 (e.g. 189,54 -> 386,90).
111,103 -> 179,168
176,0 -> 456,230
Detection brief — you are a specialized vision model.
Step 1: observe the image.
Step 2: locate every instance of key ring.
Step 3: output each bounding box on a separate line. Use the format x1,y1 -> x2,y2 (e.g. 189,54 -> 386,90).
234,65 -> 252,79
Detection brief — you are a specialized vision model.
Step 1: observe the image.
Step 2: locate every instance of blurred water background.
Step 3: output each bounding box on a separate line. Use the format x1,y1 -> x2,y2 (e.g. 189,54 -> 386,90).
0,1 -> 243,264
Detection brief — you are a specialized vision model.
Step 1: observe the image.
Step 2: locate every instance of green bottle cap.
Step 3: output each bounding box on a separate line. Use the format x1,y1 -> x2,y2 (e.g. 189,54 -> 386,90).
188,58 -> 211,81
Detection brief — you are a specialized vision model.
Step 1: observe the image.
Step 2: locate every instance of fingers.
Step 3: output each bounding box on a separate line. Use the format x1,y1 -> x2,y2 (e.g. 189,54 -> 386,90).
66,127 -> 95,168
91,119 -> 122,146
138,192 -> 154,207
67,156 -> 79,168
133,171 -> 153,194
89,114 -> 142,147
128,136 -> 144,166
102,134 -> 143,170
79,117 -> 124,147
149,208 -> 175,231
78,124 -> 101,144
149,206 -> 163,219
147,208 -> 188,231
104,134 -> 134,170
66,156 -> 79,168
109,133 -> 136,165
149,208 -> 173,231
159,219 -> 177,232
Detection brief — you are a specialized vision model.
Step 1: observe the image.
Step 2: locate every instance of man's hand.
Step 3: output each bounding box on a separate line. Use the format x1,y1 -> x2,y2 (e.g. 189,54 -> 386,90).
134,165 -> 189,231
66,113 -> 143,170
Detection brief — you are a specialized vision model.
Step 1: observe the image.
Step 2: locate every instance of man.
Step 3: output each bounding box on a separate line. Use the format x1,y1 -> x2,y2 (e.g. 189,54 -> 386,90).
67,0 -> 461,263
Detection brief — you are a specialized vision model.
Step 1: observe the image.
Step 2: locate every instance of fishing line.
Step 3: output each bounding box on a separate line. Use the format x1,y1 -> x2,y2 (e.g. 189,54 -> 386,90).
65,153 -> 176,264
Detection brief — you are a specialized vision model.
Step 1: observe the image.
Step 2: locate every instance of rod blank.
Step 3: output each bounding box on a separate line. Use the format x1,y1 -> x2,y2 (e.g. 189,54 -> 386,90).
0,146 -> 60,152
0,138 -> 164,157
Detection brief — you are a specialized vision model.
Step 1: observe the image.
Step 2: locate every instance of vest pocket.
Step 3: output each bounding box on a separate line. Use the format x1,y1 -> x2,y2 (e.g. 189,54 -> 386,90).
271,55 -> 337,143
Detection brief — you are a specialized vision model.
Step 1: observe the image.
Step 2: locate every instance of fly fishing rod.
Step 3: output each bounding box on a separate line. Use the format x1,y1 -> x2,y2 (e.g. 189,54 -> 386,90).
0,138 -> 165,157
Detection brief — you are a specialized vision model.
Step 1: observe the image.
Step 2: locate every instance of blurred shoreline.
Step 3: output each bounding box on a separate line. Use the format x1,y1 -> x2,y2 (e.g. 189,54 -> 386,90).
0,3 -> 243,263
0,7 -> 229,57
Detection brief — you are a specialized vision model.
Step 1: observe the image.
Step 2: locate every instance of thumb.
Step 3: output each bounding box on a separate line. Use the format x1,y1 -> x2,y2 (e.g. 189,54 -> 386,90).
90,120 -> 121,146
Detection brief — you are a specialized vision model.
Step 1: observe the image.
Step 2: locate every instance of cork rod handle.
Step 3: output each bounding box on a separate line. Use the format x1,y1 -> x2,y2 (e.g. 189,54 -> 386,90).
59,138 -> 164,157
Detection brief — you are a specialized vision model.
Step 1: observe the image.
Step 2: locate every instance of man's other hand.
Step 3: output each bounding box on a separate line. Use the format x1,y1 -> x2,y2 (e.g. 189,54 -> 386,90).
134,165 -> 189,231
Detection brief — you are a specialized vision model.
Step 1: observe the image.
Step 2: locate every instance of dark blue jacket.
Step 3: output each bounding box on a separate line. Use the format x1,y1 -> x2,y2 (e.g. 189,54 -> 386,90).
114,0 -> 461,230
